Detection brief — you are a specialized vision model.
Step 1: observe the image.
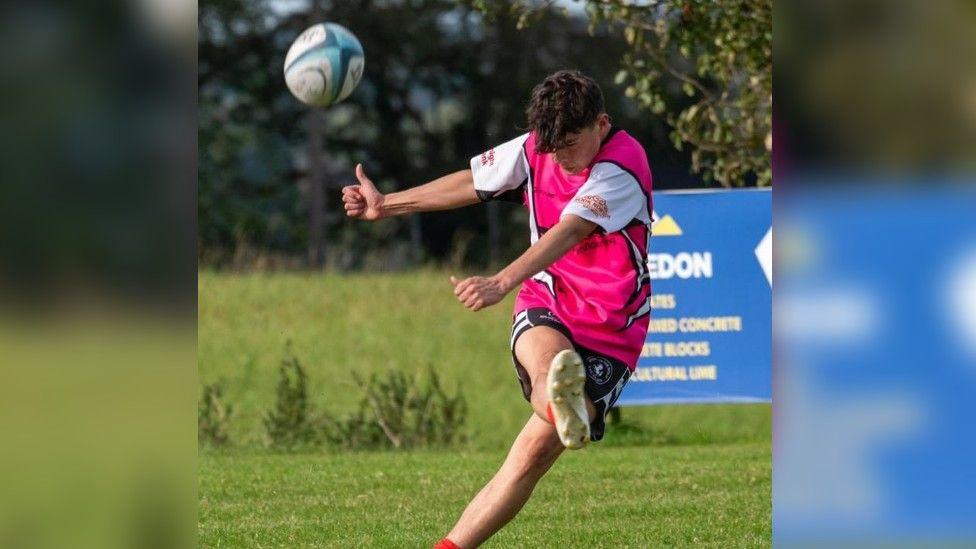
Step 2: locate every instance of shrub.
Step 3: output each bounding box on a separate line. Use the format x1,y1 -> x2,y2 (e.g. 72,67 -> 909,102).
263,344 -> 319,448
327,369 -> 467,450
254,344 -> 467,450
199,381 -> 233,447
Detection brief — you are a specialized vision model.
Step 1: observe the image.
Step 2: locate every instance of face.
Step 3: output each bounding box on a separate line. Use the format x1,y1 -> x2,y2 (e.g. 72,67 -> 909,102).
551,113 -> 611,175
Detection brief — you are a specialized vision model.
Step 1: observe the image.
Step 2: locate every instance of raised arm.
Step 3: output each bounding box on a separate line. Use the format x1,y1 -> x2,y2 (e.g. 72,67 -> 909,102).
342,164 -> 479,221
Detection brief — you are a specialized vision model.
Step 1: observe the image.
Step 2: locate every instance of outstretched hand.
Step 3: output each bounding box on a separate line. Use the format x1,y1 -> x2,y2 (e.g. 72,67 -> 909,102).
450,275 -> 508,312
341,164 -> 385,220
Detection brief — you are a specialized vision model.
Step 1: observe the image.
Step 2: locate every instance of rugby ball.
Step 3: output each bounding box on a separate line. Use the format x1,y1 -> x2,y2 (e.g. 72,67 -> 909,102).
284,22 -> 365,107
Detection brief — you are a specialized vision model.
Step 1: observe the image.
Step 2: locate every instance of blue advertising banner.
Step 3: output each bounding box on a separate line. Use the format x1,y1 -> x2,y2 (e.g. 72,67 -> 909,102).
618,188 -> 772,405
774,186 -> 976,541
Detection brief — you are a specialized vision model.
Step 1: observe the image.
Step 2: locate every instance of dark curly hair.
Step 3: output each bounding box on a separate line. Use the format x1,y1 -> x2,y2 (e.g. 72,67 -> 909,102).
525,70 -> 606,153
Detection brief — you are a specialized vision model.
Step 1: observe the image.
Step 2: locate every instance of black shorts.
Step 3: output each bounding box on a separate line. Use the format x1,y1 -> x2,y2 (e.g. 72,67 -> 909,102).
510,307 -> 632,442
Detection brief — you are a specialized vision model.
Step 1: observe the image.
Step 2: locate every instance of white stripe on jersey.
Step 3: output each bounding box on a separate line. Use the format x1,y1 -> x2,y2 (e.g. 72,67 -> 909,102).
531,270 -> 557,297
510,317 -> 532,349
620,228 -> 651,308
623,297 -> 652,330
524,151 -> 540,244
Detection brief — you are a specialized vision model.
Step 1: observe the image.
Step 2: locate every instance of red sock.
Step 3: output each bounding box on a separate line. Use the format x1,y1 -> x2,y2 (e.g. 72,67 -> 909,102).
546,402 -> 556,424
433,539 -> 460,549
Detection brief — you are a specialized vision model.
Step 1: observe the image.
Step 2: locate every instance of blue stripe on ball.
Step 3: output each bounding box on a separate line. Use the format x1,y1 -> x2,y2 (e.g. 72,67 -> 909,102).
327,24 -> 363,102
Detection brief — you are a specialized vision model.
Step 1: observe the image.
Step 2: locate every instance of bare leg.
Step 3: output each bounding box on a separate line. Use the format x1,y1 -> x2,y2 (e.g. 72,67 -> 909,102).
444,414 -> 564,548
514,326 -> 596,422
440,327 -> 598,547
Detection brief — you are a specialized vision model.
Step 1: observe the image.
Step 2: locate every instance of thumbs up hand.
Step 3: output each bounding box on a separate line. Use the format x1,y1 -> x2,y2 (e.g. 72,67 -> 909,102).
341,163 -> 386,220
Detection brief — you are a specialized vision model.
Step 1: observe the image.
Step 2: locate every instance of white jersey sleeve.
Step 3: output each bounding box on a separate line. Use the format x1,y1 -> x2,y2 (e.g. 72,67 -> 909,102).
470,133 -> 529,200
561,162 -> 650,233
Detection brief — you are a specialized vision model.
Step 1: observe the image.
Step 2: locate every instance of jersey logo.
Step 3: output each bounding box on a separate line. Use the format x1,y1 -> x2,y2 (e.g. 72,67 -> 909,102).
538,310 -> 559,323
480,149 -> 495,167
574,195 -> 610,218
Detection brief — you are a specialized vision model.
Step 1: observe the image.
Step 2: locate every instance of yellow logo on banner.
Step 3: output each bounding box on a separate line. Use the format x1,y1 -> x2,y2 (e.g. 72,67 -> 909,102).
652,211 -> 683,236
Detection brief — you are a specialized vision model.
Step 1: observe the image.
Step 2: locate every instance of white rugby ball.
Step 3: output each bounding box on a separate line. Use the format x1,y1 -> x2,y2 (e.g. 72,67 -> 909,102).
284,22 -> 365,107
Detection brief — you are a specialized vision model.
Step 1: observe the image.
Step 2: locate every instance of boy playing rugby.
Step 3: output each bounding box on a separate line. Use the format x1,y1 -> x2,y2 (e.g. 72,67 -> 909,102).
342,70 -> 653,548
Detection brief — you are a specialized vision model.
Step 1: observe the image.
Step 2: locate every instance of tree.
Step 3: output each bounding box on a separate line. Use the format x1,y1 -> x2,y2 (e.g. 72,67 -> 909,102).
471,0 -> 772,187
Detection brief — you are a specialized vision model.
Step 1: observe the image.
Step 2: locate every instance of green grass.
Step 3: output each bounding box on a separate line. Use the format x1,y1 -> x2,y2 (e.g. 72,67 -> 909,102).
200,443 -> 770,547
199,271 -> 771,546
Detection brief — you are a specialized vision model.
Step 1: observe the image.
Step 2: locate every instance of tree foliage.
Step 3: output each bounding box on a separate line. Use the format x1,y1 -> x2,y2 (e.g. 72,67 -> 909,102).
472,0 -> 772,187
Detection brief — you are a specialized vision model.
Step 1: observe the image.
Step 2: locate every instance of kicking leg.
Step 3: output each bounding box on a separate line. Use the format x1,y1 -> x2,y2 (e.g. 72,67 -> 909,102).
443,414 -> 564,548
436,326 -> 598,548
514,326 -> 596,442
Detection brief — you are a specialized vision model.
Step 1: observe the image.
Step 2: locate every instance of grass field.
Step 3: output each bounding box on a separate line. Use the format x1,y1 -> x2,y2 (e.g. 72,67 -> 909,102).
199,271 -> 771,546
